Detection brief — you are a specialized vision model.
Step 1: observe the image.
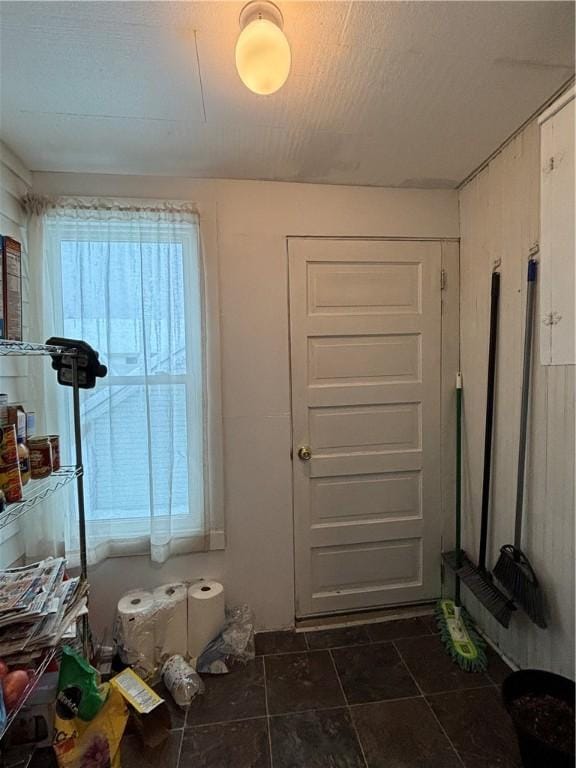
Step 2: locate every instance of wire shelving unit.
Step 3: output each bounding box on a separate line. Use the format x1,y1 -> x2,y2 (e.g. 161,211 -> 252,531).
0,339 -> 89,742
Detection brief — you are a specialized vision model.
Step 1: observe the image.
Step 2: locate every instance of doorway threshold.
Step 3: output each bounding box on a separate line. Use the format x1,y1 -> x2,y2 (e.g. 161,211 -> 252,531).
295,602 -> 436,633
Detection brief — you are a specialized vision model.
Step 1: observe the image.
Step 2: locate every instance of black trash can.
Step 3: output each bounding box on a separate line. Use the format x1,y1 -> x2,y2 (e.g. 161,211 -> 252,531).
502,669 -> 575,768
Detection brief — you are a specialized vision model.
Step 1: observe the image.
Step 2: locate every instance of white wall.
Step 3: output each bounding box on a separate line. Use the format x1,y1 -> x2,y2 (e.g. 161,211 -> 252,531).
0,143 -> 31,565
459,120 -> 575,678
32,172 -> 459,635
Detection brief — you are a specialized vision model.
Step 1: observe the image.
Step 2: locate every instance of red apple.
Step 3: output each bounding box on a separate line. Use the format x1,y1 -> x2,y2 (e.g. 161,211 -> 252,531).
2,670 -> 30,711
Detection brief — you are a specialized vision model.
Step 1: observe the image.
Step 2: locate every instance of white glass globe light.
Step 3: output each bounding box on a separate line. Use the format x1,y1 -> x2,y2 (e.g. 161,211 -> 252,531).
235,3 -> 291,95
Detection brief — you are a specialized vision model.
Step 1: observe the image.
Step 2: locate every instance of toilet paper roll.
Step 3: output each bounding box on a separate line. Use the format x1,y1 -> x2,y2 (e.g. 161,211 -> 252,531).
187,580 -> 226,661
116,590 -> 156,673
153,582 -> 188,661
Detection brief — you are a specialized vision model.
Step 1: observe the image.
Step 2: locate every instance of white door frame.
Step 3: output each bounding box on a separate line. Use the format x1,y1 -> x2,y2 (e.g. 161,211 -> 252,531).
287,236 -> 460,619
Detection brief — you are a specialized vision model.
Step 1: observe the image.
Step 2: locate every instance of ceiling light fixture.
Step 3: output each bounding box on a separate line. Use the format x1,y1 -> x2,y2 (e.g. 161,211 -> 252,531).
235,1 -> 291,96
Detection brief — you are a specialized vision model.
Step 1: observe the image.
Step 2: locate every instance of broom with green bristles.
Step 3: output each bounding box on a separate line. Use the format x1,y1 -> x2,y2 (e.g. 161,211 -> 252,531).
436,373 -> 487,672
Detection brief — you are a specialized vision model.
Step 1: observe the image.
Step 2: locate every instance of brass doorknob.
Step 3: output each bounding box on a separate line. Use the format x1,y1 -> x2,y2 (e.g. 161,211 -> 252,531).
297,446 -> 312,461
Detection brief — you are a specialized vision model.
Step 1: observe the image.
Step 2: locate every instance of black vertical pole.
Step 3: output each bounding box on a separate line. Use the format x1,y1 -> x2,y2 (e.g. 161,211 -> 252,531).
455,373 -> 462,606
72,354 -> 89,656
478,271 -> 500,571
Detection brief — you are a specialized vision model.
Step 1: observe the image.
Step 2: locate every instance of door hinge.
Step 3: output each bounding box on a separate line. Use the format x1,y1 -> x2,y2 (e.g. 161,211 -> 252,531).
440,269 -> 447,290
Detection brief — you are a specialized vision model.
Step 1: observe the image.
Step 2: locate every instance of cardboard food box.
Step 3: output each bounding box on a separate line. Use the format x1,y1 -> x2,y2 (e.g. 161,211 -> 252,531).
1,237 -> 22,341
110,668 -> 171,748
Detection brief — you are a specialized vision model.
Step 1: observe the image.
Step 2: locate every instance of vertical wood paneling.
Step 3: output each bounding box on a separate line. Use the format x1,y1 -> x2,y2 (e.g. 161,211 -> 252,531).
0,143 -> 30,382
539,96 -> 575,366
0,144 -> 31,558
1,146 -> 31,356
459,120 -> 575,679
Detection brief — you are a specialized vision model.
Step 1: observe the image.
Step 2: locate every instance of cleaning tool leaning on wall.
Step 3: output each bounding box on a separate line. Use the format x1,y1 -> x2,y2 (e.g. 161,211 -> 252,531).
436,373 -> 487,672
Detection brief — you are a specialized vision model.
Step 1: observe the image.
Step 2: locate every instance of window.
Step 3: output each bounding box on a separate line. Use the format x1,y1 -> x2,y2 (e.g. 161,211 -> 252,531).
44,202 -> 219,563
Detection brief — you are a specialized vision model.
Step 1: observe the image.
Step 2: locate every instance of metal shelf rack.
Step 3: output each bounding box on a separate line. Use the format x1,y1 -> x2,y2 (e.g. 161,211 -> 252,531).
0,339 -> 87,581
0,467 -> 82,531
0,341 -> 75,358
0,646 -> 59,741
0,339 -> 90,742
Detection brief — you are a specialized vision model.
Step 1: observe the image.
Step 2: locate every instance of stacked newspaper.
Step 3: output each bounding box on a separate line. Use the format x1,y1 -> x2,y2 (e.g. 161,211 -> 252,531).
0,558 -> 88,661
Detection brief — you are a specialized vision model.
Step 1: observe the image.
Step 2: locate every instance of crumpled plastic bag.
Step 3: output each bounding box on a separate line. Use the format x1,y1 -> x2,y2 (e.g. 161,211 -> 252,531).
196,605 -> 255,674
53,683 -> 128,768
161,655 -> 204,708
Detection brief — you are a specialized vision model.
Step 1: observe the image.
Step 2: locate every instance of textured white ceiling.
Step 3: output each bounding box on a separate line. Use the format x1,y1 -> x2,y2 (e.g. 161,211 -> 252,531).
0,1 -> 574,187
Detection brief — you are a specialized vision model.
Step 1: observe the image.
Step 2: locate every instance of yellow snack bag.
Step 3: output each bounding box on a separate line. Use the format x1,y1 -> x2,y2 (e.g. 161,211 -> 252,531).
54,683 -> 128,768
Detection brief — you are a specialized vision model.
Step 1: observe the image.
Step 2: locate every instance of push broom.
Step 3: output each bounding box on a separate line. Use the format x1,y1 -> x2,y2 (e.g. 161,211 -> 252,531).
493,257 -> 546,628
443,268 -> 515,628
437,373 -> 487,672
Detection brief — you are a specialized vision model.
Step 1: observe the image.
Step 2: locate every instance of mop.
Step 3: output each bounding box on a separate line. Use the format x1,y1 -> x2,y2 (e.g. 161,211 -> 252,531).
436,373 -> 487,672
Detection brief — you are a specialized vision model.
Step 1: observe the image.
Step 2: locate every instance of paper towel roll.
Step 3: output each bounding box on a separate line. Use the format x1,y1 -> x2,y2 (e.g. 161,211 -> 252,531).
187,580 -> 225,661
153,582 -> 188,661
116,590 -> 156,673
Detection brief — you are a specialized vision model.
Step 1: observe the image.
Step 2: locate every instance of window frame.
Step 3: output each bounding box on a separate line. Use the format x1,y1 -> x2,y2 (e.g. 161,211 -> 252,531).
46,210 -> 224,552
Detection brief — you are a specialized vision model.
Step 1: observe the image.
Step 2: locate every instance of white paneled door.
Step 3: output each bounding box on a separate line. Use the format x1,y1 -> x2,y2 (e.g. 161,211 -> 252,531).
289,239 -> 443,617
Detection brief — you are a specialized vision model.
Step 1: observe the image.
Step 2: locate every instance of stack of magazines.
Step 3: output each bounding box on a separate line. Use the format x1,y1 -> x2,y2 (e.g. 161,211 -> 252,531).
0,558 -> 88,663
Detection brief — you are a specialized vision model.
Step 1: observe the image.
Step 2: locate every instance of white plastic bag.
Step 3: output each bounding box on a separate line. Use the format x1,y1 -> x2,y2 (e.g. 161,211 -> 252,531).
162,656 -> 204,708
196,605 -> 255,674
114,590 -> 157,679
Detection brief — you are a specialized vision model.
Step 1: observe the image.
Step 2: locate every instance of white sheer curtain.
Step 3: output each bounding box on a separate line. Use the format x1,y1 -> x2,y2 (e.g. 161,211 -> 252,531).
20,195 -> 68,561
23,196 -> 211,565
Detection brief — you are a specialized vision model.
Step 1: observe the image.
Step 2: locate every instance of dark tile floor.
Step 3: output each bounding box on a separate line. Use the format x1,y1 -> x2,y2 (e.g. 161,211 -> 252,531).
122,616 -> 522,768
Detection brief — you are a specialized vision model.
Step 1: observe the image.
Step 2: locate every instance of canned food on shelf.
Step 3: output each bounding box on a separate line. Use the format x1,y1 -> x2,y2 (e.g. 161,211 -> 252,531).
48,435 -> 60,472
28,437 -> 53,480
0,426 -> 23,502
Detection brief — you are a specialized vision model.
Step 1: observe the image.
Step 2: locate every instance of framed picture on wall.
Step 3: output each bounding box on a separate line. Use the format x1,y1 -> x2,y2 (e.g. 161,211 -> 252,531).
1,236 -> 22,341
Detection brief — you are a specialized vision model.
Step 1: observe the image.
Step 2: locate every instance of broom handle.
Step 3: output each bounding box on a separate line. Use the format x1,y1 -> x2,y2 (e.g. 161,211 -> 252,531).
514,259 -> 537,550
455,372 -> 463,606
479,271 -> 500,571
